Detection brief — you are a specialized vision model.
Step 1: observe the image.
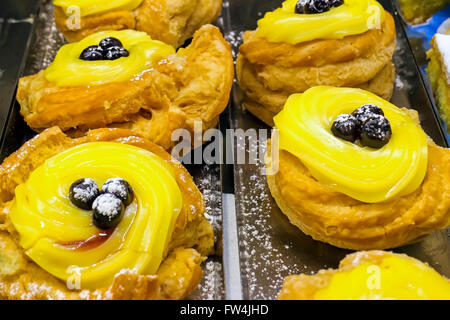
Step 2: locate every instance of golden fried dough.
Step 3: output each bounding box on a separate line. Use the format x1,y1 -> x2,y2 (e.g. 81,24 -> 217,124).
17,25 -> 234,150
0,127 -> 214,300
240,14 -> 396,68
237,13 -> 397,126
240,62 -> 395,126
265,132 -> 450,250
54,0 -> 223,48
54,7 -> 136,43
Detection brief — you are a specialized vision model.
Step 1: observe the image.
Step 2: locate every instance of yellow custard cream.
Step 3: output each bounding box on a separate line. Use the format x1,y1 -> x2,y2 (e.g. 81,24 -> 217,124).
9,142 -> 182,289
44,30 -> 175,87
53,0 -> 143,17
274,86 -> 428,203
257,0 -> 386,44
314,255 -> 450,300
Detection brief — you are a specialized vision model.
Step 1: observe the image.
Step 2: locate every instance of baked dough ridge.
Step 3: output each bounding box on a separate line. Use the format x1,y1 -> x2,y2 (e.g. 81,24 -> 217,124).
237,13 -> 397,126
239,61 -> 395,126
240,13 -> 396,68
17,24 -> 234,150
0,127 -> 215,300
265,127 -> 450,250
54,0 -> 223,48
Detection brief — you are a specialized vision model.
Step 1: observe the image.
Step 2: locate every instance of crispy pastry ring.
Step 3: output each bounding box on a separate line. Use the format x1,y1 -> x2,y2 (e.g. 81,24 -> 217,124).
54,0 -> 223,48
237,12 -> 396,126
17,25 -> 233,151
277,250 -> 450,299
265,116 -> 450,250
0,127 -> 214,300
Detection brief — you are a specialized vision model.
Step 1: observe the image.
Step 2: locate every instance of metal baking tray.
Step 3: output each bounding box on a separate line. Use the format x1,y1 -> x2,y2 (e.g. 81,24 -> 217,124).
0,0 -> 225,300
221,0 -> 450,300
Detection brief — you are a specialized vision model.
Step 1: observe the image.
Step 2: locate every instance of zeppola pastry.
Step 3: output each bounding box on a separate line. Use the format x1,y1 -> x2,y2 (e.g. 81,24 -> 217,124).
17,25 -> 234,150
278,251 -> 450,300
0,126 -> 214,299
53,0 -> 223,48
427,33 -> 450,132
265,86 -> 450,250
237,0 -> 396,125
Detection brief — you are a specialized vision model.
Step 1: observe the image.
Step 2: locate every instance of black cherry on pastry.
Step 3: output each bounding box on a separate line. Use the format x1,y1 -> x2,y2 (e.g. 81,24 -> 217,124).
69,176 -> 133,229
330,0 -> 344,8
101,178 -> 134,206
79,37 -> 130,61
99,37 -> 123,50
352,104 -> 385,128
331,114 -> 359,142
92,193 -> 124,230
69,178 -> 100,210
304,0 -> 333,14
331,104 -> 392,149
104,46 -> 129,60
79,45 -> 104,61
295,0 -> 309,13
295,0 -> 344,15
360,114 -> 392,149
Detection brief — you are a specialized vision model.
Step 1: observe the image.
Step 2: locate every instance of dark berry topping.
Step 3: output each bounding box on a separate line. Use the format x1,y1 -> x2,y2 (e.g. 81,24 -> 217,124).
352,104 -> 385,128
296,0 -> 344,14
101,178 -> 134,206
295,0 -> 309,14
79,46 -> 104,61
92,193 -> 124,230
80,37 -> 129,61
104,46 -> 129,60
304,0 -> 331,14
330,0 -> 344,8
360,114 -> 392,149
99,37 -> 123,51
331,114 -> 359,142
69,178 -> 100,210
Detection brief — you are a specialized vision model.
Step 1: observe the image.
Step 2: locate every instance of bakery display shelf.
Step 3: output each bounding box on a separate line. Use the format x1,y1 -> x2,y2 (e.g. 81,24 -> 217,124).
0,0 -> 449,301
0,0 -> 225,300
222,0 -> 450,300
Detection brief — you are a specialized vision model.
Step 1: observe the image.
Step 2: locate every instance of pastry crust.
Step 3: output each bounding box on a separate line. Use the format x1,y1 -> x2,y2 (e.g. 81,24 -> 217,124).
237,13 -> 396,126
265,124 -> 450,250
17,25 -> 234,150
0,126 -> 214,300
239,62 -> 395,126
277,250 -> 450,299
54,0 -> 223,48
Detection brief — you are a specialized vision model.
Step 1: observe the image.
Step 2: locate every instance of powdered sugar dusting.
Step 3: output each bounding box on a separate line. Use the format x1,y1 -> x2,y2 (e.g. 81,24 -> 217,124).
23,0 -> 66,75
224,30 -> 244,60
92,193 -> 122,219
102,178 -> 130,201
234,136 -> 306,299
71,178 -> 99,203
187,164 -> 224,300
